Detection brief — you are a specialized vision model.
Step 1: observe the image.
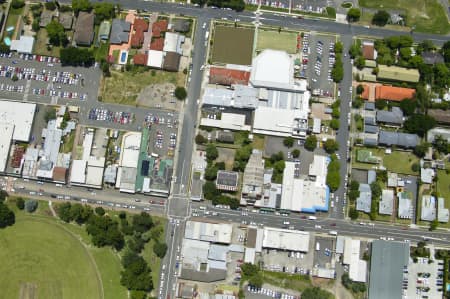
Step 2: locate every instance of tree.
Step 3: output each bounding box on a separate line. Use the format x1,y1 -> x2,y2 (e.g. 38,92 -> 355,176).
203,181 -> 220,200
16,197 -> 25,210
174,86 -> 187,100
399,99 -> 416,116
301,287 -> 334,299
45,1 -> 57,10
372,10 -> 390,26
94,2 -> 115,23
413,142 -> 429,158
370,181 -> 382,199
0,202 -> 15,228
128,236 -> 146,254
349,207 -> 359,220
356,84 -> 364,95
205,144 -> 218,161
326,170 -> 340,191
11,0 -> 25,9
334,42 -> 343,54
86,215 -> 124,250
95,206 -> 105,216
304,135 -> 317,151
430,219 -> 438,231
323,139 -> 339,154
331,60 -> 344,82
153,242 -> 168,258
442,40 -> 450,63
330,119 -> 340,130
433,135 -> 449,154
412,162 -> 420,172
195,134 -> 206,144
0,190 -> 8,202
404,114 -> 436,137
283,137 -> 294,148
60,47 -> 95,66
72,0 -> 92,14
46,20 -> 68,46
292,149 -> 300,158
57,202 -> 73,222
346,8 -> 361,22
131,290 -> 147,299
120,251 -> 153,291
25,200 -> 38,213
204,166 -> 218,181
355,56 -> 366,69
375,99 -> 387,110
348,189 -> 360,202
350,180 -> 359,191
248,272 -> 263,288
417,40 -> 435,54
132,212 -> 153,233
241,263 -> 259,277
349,41 -> 362,58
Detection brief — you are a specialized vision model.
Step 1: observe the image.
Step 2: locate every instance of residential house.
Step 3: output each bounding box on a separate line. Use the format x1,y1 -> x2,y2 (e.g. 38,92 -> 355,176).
356,183 -> 372,213
98,20 -> 111,41
163,52 -> 181,72
209,67 -> 251,86
216,170 -> 239,192
172,19 -> 190,33
376,107 -> 404,126
110,19 -> 131,45
74,12 -> 95,46
130,18 -> 149,48
39,10 -> 54,27
241,150 -> 265,205
58,12 -> 73,30
378,131 -> 419,148
362,41 -> 377,60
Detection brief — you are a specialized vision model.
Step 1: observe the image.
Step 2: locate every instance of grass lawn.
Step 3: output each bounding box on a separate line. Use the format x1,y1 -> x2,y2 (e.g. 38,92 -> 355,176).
101,69 -> 184,105
142,216 -> 167,289
4,7 -> 24,39
34,29 -> 61,57
61,131 -> 75,153
352,147 -> 419,175
256,29 -> 298,54
0,217 -> 102,299
437,168 -> 450,228
358,0 -> 450,34
262,271 -> 313,292
94,42 -> 110,62
1,200 -> 127,299
211,26 -> 254,65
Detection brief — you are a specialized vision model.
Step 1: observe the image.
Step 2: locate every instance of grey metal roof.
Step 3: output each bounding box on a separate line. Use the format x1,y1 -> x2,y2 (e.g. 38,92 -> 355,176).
364,138 -> 378,146
378,130 -> 419,148
365,102 -> 375,111
367,170 -> 377,184
356,183 -> 371,213
202,86 -> 259,109
110,19 -> 131,44
369,240 -> 409,299
376,107 -> 404,125
216,170 -> 238,187
364,124 -> 379,134
422,51 -> 444,65
364,116 -> 376,125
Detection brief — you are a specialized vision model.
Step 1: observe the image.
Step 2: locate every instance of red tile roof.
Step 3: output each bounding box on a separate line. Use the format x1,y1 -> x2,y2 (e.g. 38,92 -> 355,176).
133,53 -> 148,65
152,20 -> 168,38
362,43 -> 375,60
131,18 -> 149,48
150,38 -> 164,51
52,167 -> 67,183
209,67 -> 251,86
375,85 -> 416,101
360,84 -> 370,100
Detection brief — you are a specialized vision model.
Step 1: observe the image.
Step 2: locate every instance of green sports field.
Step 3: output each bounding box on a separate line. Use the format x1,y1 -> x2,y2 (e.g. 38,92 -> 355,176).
256,30 -> 298,54
0,212 -> 123,299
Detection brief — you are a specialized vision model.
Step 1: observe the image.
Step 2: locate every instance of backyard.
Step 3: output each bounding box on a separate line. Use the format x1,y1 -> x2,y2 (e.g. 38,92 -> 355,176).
352,147 -> 419,175
256,29 -> 298,54
4,6 -> 24,40
34,29 -> 62,57
0,200 -> 126,299
358,0 -> 450,34
100,69 -> 184,105
211,25 -> 254,65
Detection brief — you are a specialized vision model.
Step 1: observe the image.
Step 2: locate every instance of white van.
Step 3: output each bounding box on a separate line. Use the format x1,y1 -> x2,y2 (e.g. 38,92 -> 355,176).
308,216 -> 317,220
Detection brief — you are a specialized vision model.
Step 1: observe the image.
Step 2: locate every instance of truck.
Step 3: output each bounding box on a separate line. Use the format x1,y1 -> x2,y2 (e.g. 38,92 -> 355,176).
308,216 -> 317,220
316,242 -> 320,251
205,31 -> 209,40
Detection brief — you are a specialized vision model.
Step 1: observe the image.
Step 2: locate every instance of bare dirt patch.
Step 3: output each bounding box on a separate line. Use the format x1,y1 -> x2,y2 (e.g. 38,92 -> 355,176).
19,282 -> 37,299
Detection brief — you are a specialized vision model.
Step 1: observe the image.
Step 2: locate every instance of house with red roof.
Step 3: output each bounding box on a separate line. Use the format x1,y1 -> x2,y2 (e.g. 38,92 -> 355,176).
152,20 -> 168,38
209,67 -> 251,86
150,38 -> 164,51
130,18 -> 149,48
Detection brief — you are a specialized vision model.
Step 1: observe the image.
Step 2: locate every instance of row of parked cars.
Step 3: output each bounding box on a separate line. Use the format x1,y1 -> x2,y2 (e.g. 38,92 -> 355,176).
18,53 -> 60,64
247,285 -> 298,299
0,83 -> 24,93
88,108 -> 134,124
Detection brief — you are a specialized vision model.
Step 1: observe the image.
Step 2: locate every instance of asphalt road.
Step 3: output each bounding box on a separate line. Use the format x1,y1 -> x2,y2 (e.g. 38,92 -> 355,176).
192,204 -> 450,247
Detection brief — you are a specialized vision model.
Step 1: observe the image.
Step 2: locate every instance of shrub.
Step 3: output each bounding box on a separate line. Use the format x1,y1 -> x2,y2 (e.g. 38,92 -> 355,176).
25,200 -> 38,213
16,197 -> 25,210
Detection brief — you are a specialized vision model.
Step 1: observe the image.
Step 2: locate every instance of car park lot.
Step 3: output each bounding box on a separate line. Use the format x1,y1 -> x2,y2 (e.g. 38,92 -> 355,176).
301,33 -> 336,98
246,285 -> 299,299
0,53 -> 100,104
145,111 -> 179,158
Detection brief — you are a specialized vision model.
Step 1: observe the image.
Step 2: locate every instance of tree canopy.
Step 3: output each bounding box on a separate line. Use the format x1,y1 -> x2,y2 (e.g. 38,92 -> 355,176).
205,144 -> 218,161
404,114 -> 436,137
323,139 -> 339,154
46,20 -> 68,46
72,0 -> 93,14
94,2 -> 115,23
153,242 -> 168,258
60,47 -> 94,66
283,137 -> 294,148
174,86 -> 187,100
346,8 -> 361,22
304,135 -> 317,151
120,251 -> 153,291
86,215 -> 125,250
0,202 -> 15,228
372,10 -> 390,26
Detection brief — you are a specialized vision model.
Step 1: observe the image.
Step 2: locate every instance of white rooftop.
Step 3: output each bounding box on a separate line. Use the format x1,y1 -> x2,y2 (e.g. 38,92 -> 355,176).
343,237 -> 366,283
70,160 -> 87,184
421,195 -> 436,222
0,123 -> 14,172
262,226 -> 310,252
0,100 -> 36,141
253,106 -> 308,137
201,113 -> 251,131
120,132 -> 141,168
250,49 -> 294,90
184,220 -> 233,244
147,50 -> 163,68
163,32 -> 184,54
10,36 -> 35,54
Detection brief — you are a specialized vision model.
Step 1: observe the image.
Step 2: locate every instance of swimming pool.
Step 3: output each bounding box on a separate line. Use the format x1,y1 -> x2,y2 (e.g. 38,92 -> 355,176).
119,50 -> 128,65
3,37 -> 11,46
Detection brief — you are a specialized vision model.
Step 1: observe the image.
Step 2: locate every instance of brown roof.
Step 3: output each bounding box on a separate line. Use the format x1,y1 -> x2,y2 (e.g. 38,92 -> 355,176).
58,12 -> 73,30
133,53 -> 148,65
150,38 -> 164,51
130,18 -> 149,48
362,43 -> 375,60
361,84 -> 370,100
152,20 -> 168,38
375,85 -> 415,101
74,12 -> 95,45
52,167 -> 67,183
428,109 -> 450,124
209,67 -> 251,86
163,52 -> 181,72
246,227 -> 257,248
